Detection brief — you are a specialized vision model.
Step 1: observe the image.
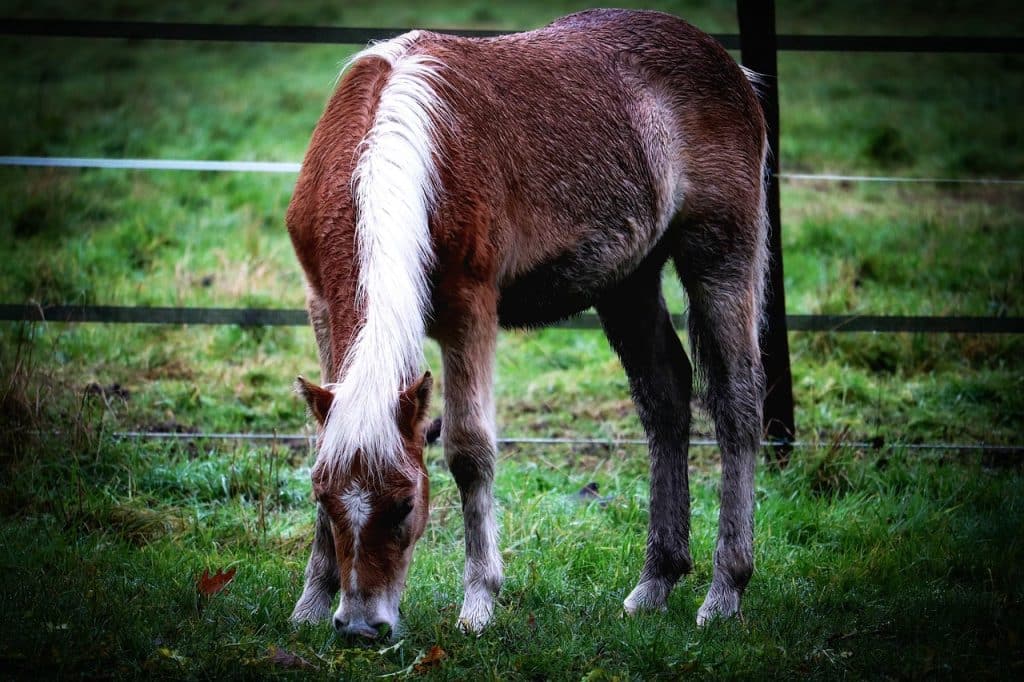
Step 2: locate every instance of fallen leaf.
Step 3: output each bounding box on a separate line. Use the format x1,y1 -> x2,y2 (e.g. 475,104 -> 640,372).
413,645 -> 447,674
267,645 -> 315,670
527,613 -> 537,632
197,567 -> 237,596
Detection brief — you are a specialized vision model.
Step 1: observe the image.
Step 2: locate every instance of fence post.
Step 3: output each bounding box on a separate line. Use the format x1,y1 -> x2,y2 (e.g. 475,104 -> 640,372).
736,0 -> 795,463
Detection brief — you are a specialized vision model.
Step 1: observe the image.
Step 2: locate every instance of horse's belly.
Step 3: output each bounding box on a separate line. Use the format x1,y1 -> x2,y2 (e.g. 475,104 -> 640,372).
496,257 -> 602,328
495,218 -> 670,328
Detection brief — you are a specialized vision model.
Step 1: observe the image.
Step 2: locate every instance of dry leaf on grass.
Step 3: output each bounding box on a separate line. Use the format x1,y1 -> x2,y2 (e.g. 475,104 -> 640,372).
413,645 -> 447,674
267,646 -> 315,670
196,567 -> 236,596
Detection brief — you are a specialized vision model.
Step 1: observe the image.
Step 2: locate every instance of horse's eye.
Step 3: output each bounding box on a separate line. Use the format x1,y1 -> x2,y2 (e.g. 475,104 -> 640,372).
389,496 -> 414,525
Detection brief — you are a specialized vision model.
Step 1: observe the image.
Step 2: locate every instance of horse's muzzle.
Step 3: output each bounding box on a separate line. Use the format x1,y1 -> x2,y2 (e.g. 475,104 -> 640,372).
334,615 -> 390,640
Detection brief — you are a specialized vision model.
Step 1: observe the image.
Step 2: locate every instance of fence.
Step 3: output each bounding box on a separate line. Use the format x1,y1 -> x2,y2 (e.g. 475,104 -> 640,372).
2,1 -> 1022,455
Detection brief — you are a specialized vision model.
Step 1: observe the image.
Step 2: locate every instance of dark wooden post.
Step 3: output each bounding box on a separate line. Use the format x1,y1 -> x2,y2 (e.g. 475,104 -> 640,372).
737,0 -> 795,463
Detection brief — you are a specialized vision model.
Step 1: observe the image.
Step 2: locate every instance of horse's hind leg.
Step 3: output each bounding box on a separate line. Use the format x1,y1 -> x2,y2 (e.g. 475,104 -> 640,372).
291,289 -> 340,624
675,212 -> 767,625
596,261 -> 694,614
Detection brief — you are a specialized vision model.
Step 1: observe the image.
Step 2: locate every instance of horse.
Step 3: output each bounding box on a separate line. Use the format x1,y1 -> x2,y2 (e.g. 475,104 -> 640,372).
286,8 -> 768,638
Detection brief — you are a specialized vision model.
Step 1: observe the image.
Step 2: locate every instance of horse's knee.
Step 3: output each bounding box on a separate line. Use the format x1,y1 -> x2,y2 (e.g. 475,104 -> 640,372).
655,544 -> 694,581
443,424 -> 495,490
705,373 -> 763,453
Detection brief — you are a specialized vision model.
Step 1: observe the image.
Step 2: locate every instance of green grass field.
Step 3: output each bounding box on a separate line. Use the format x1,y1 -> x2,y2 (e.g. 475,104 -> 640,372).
1,0 -> 1023,678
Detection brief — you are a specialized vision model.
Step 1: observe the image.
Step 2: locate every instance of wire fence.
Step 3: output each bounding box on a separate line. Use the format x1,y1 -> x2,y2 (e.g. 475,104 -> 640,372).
110,430 -> 1024,455
4,155 -> 1024,186
3,304 -> 1022,334
3,9 -> 1022,452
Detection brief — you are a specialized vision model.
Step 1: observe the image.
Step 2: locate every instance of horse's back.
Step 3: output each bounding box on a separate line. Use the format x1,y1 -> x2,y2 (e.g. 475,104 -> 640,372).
418,11 -> 765,327
287,55 -> 395,299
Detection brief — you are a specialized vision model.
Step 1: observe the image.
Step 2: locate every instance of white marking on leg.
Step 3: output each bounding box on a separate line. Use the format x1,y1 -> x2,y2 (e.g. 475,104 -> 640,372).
623,580 -> 670,615
457,479 -> 502,633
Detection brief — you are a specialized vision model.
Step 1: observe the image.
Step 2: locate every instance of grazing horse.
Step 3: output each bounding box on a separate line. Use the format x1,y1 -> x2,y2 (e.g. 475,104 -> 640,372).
286,9 -> 768,638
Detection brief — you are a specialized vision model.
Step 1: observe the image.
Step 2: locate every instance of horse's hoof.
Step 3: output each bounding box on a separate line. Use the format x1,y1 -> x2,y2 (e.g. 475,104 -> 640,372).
623,580 -> 670,615
696,585 -> 741,627
456,596 -> 493,635
290,595 -> 334,626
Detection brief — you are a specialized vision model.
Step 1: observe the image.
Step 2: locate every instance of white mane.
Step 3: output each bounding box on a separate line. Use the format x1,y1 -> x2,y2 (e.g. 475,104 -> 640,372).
319,32 -> 448,476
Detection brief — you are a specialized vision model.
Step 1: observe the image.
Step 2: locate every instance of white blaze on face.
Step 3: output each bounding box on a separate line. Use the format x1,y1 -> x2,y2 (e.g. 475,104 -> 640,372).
339,484 -> 372,589
339,485 -> 371,531
331,480 -> 412,636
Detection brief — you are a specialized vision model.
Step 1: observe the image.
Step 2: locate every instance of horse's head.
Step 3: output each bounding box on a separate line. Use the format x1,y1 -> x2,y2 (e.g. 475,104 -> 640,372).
296,372 -> 433,639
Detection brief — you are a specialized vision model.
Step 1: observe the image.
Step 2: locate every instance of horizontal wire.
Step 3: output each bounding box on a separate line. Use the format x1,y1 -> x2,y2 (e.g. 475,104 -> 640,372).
778,172 -> 1024,186
110,431 -> 1023,453
0,156 -> 301,173
0,18 -> 507,44
2,156 -> 1022,186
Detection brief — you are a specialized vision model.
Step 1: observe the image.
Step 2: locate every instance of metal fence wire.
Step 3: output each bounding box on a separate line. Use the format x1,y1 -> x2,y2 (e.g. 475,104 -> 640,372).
2,3 -> 1022,450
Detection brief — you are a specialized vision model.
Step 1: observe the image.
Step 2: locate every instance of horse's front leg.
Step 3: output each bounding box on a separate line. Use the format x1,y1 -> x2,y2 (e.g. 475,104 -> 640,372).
291,502 -> 340,623
307,288 -> 333,383
439,297 -> 502,633
291,290 -> 340,624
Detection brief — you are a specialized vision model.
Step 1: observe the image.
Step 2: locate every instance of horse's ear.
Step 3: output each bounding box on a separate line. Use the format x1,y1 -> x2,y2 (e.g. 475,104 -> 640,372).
295,376 -> 334,425
398,371 -> 433,437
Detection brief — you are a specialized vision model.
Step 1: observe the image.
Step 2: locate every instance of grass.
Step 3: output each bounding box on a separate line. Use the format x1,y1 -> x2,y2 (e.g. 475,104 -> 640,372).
3,420 -> 1022,678
1,0 -> 1023,678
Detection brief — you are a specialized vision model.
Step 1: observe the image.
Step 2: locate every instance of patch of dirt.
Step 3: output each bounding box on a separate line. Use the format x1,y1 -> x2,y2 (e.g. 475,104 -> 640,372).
138,419 -> 198,434
84,382 -> 130,401
139,358 -> 195,381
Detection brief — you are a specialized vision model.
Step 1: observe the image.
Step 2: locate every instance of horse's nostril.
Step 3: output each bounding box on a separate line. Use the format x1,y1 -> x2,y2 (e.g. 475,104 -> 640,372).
343,622 -> 381,639
333,615 -> 345,631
